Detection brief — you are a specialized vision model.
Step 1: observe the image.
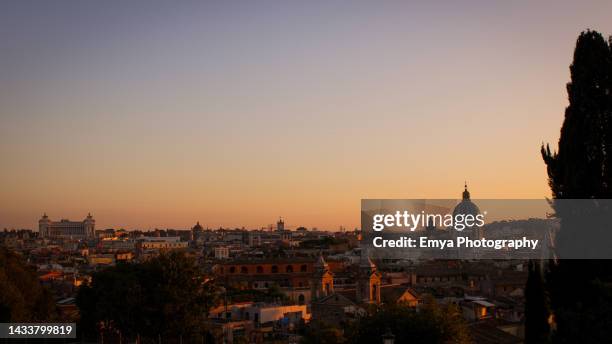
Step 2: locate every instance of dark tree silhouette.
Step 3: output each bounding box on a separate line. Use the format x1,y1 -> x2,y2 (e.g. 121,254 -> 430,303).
524,261 -> 550,343
77,251 -> 217,342
0,247 -> 57,322
542,31 -> 612,200
343,300 -> 470,344
300,321 -> 345,344
539,30 -> 612,343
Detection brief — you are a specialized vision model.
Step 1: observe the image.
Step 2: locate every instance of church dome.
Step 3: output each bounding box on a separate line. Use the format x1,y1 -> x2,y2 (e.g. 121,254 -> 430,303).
192,221 -> 203,231
452,183 -> 480,217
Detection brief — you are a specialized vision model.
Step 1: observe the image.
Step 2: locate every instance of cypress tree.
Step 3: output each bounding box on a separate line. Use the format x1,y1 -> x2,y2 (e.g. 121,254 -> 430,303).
540,30 -> 612,343
524,260 -> 549,343
542,30 -> 612,200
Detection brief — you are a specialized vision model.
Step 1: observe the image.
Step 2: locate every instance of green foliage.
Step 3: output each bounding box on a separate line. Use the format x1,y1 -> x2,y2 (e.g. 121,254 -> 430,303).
76,251 -> 217,341
345,301 -> 471,344
266,284 -> 290,302
0,247 -> 56,322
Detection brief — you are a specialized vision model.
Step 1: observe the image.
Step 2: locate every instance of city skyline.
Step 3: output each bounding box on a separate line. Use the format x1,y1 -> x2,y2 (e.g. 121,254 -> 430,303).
2,1 -> 612,230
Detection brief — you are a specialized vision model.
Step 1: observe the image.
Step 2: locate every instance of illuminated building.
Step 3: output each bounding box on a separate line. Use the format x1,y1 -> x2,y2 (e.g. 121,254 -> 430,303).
38,213 -> 95,239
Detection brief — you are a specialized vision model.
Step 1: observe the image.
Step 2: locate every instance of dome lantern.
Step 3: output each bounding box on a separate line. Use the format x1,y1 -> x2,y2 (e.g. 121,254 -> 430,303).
453,182 -> 480,218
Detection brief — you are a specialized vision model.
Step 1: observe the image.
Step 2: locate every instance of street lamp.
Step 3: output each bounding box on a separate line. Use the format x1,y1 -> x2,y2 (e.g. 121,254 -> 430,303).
382,328 -> 395,344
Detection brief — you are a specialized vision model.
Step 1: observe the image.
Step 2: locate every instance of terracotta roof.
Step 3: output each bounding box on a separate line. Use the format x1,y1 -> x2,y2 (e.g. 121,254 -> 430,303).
312,292 -> 357,307
380,285 -> 419,303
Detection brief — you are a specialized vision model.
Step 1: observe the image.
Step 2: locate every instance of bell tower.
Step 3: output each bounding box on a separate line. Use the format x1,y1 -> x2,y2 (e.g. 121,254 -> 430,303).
356,248 -> 381,304
83,213 -> 95,238
39,213 -> 50,238
311,254 -> 334,299
276,217 -> 285,231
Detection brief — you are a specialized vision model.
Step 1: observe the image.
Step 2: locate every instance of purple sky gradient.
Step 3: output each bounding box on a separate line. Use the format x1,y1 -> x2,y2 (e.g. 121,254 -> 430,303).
1,1 -> 611,230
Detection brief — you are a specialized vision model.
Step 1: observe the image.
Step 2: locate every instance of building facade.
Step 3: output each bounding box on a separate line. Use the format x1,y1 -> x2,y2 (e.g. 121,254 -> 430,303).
137,236 -> 188,250
38,213 -> 95,239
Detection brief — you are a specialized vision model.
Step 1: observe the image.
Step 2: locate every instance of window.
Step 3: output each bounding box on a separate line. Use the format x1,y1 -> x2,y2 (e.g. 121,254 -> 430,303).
298,294 -> 305,305
286,265 -> 294,273
256,266 -> 263,273
241,266 -> 248,274
229,266 -> 236,274
300,264 -> 307,272
271,265 -> 278,273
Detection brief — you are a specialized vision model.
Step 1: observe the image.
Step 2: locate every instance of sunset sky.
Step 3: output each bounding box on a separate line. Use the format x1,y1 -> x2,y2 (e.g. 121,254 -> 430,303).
1,1 -> 612,230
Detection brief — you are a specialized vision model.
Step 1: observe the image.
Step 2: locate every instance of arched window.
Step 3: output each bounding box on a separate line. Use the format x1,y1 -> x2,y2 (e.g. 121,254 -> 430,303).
286,265 -> 294,273
271,265 -> 278,273
229,266 -> 236,274
241,266 -> 248,274
256,266 -> 264,273
298,294 -> 305,305
300,264 -> 307,272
